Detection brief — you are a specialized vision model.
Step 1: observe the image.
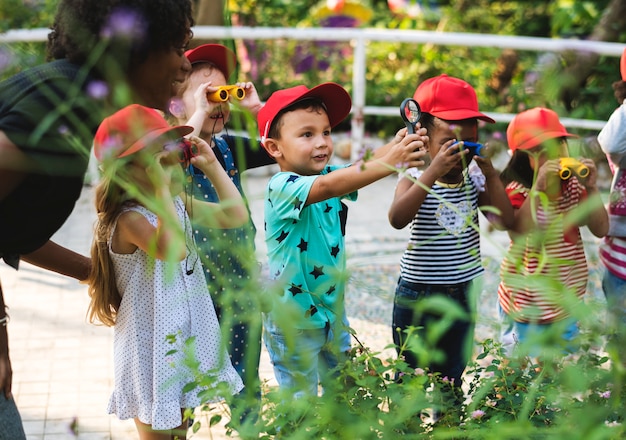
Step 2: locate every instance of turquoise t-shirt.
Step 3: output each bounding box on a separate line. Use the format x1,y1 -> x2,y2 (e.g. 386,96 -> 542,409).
264,165 -> 357,329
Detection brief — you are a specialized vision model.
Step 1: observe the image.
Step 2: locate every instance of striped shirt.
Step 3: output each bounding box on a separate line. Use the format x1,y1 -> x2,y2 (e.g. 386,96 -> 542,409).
497,180 -> 588,324
399,170 -> 483,284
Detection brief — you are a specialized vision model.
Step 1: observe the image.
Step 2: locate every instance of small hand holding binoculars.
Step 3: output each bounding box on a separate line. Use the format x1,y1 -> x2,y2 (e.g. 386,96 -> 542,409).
559,157 -> 589,180
206,85 -> 246,102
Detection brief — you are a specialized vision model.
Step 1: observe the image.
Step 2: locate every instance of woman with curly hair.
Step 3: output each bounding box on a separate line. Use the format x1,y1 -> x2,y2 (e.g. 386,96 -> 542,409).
0,1 -> 193,437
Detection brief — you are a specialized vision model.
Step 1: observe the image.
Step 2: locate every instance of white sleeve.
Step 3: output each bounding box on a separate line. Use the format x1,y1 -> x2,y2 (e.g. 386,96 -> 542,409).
598,103 -> 626,168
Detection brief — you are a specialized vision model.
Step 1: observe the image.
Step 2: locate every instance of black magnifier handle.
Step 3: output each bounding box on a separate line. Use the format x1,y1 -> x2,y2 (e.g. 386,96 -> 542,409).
400,98 -> 421,134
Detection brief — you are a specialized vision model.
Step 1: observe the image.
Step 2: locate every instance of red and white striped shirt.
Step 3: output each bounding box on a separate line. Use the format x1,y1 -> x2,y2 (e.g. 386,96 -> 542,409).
497,179 -> 588,324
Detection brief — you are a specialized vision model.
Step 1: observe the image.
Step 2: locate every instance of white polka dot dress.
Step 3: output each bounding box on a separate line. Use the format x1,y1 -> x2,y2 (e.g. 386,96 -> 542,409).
106,197 -> 243,430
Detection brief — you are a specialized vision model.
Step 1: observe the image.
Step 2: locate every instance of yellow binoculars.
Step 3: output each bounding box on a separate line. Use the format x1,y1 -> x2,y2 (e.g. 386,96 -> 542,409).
559,157 -> 589,180
206,85 -> 245,102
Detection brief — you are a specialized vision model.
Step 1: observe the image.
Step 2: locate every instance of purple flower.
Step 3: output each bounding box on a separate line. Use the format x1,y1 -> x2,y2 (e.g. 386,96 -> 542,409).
599,390 -> 611,399
58,125 -> 70,136
87,80 -> 109,100
471,410 -> 486,419
100,7 -> 147,42
414,368 -> 425,375
0,47 -> 13,73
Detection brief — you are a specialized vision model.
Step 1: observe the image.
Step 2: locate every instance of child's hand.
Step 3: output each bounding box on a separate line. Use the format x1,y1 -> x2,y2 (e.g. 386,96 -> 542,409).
429,139 -> 467,178
188,135 -> 217,169
195,81 -> 220,115
577,157 -> 599,190
382,129 -> 428,170
234,81 -> 263,116
473,150 -> 498,179
534,159 -> 561,192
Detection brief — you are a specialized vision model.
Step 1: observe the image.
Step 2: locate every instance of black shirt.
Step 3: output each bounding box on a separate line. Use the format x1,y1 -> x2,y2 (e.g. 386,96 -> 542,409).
0,59 -> 102,257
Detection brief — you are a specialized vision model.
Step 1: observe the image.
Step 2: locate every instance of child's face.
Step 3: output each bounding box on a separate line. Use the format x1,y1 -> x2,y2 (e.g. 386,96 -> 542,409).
267,107 -> 333,175
427,118 -> 478,176
525,139 -> 569,171
181,66 -> 230,134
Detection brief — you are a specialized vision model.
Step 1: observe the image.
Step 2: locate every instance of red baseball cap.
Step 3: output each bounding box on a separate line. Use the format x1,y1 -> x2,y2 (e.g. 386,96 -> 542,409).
621,47 -> 626,82
506,107 -> 577,151
257,82 -> 352,146
94,104 -> 193,161
413,74 -> 495,123
185,44 -> 237,79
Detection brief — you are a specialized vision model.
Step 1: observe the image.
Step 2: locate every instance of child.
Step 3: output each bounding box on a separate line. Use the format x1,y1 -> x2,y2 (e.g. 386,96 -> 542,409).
596,48 -> 626,365
168,44 -> 274,415
498,107 -> 608,356
87,104 -> 245,438
257,82 -> 427,397
388,74 -> 514,390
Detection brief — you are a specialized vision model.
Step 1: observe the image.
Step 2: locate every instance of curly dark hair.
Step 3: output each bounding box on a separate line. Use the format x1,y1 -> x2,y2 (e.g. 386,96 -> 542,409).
612,80 -> 626,104
47,0 -> 193,68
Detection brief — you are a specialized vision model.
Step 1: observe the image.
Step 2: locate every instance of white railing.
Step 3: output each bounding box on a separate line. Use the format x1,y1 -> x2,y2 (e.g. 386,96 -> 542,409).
2,26 -> 624,150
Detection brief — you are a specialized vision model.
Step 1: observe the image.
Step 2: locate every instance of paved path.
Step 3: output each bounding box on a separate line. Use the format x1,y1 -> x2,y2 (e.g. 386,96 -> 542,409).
1,170 -> 604,439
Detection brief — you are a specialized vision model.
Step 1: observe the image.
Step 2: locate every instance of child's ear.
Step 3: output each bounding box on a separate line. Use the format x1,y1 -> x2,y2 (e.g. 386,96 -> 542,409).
262,139 -> 282,158
168,98 -> 186,119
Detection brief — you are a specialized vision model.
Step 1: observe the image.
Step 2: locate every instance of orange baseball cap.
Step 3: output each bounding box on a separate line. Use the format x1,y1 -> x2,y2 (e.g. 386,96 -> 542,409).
257,82 -> 352,147
506,107 -> 577,151
185,44 -> 237,79
413,74 -> 495,123
94,104 -> 193,161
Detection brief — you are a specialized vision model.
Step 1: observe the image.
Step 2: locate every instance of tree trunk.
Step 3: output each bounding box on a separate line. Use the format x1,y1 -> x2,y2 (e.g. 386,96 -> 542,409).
192,0 -> 225,46
560,0 -> 626,110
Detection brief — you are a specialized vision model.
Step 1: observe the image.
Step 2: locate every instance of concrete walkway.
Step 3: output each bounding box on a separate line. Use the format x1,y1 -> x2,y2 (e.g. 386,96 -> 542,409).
1,170 -> 604,439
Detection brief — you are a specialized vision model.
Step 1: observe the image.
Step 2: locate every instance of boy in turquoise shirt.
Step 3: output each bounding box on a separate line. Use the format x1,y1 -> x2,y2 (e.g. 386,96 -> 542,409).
257,82 -> 427,396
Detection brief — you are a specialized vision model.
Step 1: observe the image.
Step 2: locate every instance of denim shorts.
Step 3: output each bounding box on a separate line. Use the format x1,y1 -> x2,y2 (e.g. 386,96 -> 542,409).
499,305 -> 579,357
262,313 -> 351,398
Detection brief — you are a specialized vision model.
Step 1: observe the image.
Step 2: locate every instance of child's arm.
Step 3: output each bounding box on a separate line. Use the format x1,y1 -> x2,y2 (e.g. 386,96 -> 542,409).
577,157 -> 609,238
508,159 -> 561,235
388,137 -> 465,229
474,155 -> 515,230
115,161 -> 186,261
184,136 -> 249,228
306,129 -> 427,205
184,81 -> 219,138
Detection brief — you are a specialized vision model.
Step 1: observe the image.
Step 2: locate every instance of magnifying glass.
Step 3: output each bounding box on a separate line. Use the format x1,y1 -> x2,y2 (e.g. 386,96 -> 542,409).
400,98 -> 421,134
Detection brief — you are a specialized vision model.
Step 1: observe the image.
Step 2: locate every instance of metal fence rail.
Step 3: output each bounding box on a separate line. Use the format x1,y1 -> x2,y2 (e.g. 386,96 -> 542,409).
2,26 -> 624,150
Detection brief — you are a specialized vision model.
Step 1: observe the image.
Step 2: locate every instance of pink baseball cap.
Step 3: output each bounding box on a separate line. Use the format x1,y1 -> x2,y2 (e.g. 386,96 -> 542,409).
185,44 -> 237,79
506,107 -> 577,151
94,104 -> 193,161
413,74 -> 495,123
257,82 -> 352,146
621,47 -> 626,82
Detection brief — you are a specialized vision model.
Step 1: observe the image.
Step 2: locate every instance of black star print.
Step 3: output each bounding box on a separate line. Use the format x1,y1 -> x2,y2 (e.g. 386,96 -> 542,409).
288,284 -> 303,296
330,245 -> 340,258
325,285 -> 336,295
287,174 -> 300,183
324,203 -> 332,213
297,239 -> 308,252
310,265 -> 324,279
305,305 -> 318,318
276,230 -> 289,243
292,196 -> 302,210
274,269 -> 281,278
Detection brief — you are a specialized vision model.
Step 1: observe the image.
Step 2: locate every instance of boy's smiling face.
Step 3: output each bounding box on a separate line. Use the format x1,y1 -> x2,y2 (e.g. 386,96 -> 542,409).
264,106 -> 334,176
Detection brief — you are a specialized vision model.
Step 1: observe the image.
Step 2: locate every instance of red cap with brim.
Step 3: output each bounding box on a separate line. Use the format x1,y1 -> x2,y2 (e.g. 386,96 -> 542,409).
185,44 -> 237,79
94,104 -> 193,161
413,74 -> 495,123
506,107 -> 577,151
257,82 -> 352,147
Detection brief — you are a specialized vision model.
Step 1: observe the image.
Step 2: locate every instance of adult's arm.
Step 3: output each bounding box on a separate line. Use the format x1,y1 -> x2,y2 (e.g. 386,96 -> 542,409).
21,241 -> 91,282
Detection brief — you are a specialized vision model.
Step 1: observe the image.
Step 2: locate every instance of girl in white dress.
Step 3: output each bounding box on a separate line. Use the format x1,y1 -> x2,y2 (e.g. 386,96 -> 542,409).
87,104 -> 245,439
